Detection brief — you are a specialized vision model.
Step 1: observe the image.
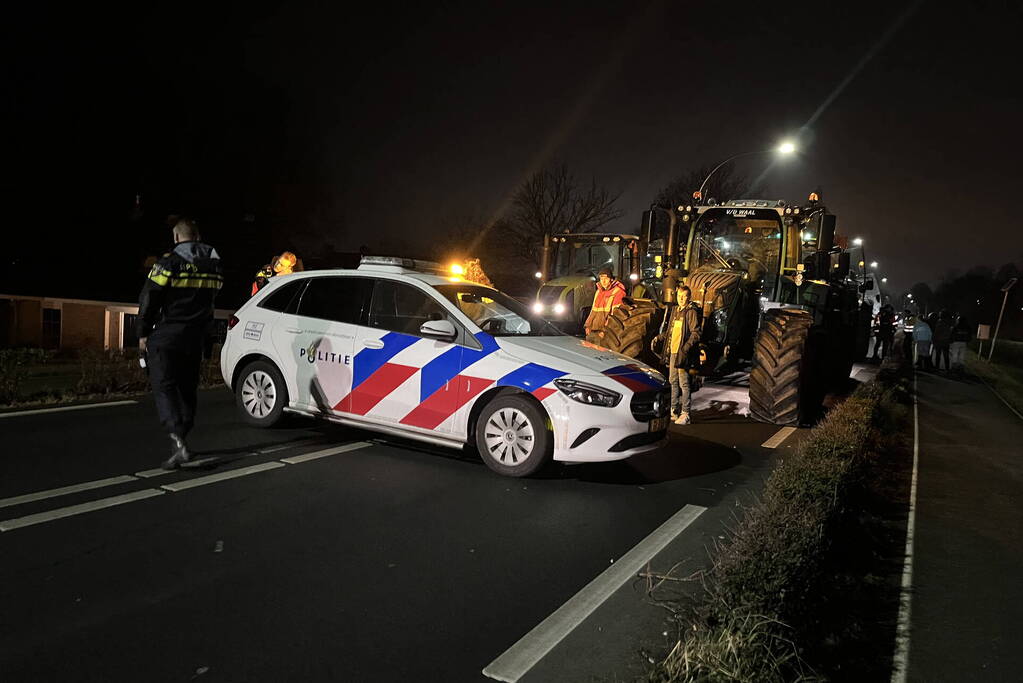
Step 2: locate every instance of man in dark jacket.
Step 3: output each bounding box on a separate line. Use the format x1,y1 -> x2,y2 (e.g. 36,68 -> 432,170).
651,285 -> 702,424
137,218 -> 223,469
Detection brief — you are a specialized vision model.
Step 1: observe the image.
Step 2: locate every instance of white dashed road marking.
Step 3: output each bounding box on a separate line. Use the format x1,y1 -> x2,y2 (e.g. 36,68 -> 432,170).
279,441 -> 371,464
0,440 -> 370,532
0,475 -> 138,510
0,489 -> 166,532
483,504 -> 707,683
761,426 -> 798,449
160,462 -> 287,492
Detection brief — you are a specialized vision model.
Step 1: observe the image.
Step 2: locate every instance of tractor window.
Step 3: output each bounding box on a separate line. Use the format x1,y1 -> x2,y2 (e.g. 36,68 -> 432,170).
552,240 -> 620,279
691,208 -> 783,294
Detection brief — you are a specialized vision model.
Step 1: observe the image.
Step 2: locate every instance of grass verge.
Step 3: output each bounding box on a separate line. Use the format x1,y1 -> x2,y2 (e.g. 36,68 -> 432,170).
647,370 -> 912,682
965,340 -> 1023,415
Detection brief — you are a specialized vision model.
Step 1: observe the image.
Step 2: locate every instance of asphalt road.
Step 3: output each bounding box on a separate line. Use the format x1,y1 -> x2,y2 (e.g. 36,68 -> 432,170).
0,379 -> 811,682
903,371 -> 1023,682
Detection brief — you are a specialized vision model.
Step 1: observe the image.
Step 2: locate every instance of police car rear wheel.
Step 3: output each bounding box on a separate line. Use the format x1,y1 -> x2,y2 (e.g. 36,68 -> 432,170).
236,360 -> 288,427
476,396 -> 552,477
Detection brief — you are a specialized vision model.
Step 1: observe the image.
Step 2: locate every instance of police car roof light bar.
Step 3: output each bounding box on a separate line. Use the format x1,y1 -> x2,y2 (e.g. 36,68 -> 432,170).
359,255 -> 446,274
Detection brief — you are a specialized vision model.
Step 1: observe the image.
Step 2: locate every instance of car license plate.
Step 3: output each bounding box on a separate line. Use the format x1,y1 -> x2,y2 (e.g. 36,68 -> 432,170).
649,416 -> 669,432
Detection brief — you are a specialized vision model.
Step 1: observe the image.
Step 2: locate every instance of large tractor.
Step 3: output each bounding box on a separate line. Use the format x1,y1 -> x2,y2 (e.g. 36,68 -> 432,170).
597,193 -> 872,425
532,232 -> 646,334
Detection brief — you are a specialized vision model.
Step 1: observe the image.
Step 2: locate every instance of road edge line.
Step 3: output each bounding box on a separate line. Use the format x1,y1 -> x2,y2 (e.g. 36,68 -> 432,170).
279,441 -> 371,464
891,371 -> 919,683
0,400 -> 138,419
0,475 -> 139,510
482,504 -> 707,683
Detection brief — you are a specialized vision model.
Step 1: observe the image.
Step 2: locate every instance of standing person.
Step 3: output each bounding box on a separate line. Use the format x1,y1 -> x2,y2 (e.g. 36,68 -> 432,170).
873,304 -> 896,361
651,285 -> 702,425
932,310 -> 953,371
583,268 -> 626,344
137,218 -> 223,469
950,315 -> 971,373
912,314 -> 933,370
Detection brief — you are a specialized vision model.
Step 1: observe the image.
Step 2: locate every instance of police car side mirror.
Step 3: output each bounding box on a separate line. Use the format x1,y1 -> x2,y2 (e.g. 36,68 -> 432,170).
420,319 -> 457,342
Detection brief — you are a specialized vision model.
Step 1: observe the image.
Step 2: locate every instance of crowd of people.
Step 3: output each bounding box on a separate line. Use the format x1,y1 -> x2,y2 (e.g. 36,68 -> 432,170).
870,304 -> 972,375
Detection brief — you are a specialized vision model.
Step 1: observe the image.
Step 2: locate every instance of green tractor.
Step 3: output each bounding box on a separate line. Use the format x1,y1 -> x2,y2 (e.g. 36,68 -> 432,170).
533,232 -> 647,334
599,193 -> 873,425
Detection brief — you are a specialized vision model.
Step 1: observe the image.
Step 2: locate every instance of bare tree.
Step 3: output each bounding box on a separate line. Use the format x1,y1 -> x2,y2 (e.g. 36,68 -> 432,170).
509,163 -> 624,263
654,163 -> 751,211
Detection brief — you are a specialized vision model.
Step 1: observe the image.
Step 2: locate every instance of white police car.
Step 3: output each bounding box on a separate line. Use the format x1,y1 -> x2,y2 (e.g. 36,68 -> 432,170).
221,256 -> 669,477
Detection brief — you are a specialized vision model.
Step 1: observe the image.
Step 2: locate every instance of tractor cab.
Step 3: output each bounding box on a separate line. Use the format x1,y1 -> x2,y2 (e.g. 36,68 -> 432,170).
535,233 -> 640,332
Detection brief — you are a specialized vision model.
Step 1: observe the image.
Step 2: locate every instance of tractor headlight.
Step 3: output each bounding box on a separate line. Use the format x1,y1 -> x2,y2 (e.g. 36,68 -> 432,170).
553,303 -> 566,315
532,302 -> 544,314
553,379 -> 622,408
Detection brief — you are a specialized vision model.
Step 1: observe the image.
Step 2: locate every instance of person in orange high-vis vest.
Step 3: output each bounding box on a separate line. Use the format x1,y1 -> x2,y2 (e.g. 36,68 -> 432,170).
584,268 -> 626,342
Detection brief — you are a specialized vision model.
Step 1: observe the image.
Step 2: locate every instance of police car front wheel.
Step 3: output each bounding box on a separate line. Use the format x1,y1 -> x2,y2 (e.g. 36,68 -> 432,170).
236,360 -> 288,427
475,395 -> 552,477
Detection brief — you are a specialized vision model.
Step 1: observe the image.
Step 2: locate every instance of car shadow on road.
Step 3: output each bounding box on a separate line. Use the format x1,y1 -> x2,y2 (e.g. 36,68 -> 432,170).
548,432 -> 742,485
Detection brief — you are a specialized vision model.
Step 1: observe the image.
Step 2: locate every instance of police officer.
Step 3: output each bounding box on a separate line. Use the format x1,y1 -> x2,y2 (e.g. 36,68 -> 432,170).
137,218 -> 223,469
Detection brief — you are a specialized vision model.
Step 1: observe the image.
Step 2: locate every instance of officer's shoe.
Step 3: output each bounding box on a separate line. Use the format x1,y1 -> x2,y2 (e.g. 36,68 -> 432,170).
161,434 -> 193,470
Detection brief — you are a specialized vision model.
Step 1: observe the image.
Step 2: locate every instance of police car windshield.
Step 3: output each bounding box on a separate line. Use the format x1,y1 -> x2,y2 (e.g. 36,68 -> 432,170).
434,284 -> 563,337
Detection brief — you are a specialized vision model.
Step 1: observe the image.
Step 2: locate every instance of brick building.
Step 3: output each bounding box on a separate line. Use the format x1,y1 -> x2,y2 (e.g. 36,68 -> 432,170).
0,293 -> 233,351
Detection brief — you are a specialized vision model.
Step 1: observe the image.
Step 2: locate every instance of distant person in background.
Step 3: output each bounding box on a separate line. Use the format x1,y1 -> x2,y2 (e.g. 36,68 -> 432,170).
932,310 -> 953,371
873,304 -> 896,361
138,218 -> 223,469
913,314 -> 933,370
950,315 -> 971,373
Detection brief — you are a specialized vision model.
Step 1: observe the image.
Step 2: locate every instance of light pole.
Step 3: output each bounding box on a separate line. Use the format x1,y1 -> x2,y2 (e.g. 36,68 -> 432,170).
697,141 -> 797,200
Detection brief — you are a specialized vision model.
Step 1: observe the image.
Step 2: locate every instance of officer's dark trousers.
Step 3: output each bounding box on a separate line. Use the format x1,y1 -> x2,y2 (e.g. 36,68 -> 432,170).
148,338 -> 202,439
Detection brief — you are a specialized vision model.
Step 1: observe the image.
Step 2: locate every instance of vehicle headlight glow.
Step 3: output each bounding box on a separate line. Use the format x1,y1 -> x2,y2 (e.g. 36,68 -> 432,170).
553,379 -> 622,408
532,302 -> 544,314
553,303 -> 566,315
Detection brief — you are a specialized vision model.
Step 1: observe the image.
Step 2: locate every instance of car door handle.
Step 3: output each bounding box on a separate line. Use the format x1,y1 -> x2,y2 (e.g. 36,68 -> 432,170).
285,327 -> 302,334
362,339 -> 385,349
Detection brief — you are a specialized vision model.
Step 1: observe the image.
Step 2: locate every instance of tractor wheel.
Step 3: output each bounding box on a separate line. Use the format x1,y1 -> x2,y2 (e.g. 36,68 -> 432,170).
749,308 -> 821,426
602,299 -> 661,362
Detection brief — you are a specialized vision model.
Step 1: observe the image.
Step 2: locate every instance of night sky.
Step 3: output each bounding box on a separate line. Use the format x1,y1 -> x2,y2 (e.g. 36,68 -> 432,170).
4,0 -> 1022,305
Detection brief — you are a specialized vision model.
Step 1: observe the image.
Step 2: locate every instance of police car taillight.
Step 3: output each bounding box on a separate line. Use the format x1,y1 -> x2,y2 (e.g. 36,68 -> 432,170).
228,315 -> 240,331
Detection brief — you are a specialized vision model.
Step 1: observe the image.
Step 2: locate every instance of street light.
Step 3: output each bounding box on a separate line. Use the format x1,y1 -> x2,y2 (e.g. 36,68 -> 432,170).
870,261 -> 878,269
697,140 -> 798,199
853,237 -> 863,246
882,277 -> 888,283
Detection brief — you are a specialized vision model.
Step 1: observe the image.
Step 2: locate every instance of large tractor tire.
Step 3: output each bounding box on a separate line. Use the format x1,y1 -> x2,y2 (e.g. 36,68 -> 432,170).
749,308 -> 821,426
601,299 -> 661,361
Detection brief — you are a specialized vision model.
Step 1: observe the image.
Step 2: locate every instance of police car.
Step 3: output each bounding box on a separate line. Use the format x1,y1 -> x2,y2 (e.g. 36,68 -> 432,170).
221,256 -> 670,477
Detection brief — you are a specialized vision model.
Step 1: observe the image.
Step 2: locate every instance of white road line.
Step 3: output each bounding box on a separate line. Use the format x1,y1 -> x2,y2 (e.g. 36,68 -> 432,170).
159,462 -> 286,492
0,400 -> 137,419
134,457 -> 223,478
0,475 -> 138,510
279,441 -> 371,464
0,489 -> 165,532
761,426 -> 797,449
482,504 -> 707,683
891,372 -> 920,683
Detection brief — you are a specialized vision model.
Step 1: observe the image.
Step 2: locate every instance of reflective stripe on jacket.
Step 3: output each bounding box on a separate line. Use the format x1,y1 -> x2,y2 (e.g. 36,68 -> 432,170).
137,241 -> 223,339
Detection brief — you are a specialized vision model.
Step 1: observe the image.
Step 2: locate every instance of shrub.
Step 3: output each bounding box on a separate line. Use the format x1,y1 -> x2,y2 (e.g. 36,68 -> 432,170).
0,348 -> 49,404
651,381 -> 894,682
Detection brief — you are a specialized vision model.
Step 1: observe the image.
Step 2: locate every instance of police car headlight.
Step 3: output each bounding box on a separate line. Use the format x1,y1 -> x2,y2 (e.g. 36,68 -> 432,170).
532,302 -> 544,314
553,303 -> 566,315
553,379 -> 621,407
